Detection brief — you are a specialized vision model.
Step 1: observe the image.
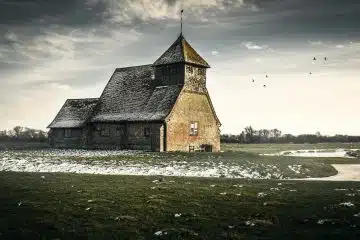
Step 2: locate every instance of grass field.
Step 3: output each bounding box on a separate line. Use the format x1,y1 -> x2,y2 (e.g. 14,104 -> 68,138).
222,142 -> 360,154
1,171 -> 360,239
1,143 -> 360,239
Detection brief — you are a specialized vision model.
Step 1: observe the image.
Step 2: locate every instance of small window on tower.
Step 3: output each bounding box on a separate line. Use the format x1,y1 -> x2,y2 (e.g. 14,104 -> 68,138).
189,121 -> 198,136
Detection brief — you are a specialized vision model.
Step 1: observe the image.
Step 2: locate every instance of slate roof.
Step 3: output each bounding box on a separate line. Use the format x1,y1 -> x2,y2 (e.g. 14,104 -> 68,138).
153,34 -> 210,68
47,98 -> 99,128
90,65 -> 182,122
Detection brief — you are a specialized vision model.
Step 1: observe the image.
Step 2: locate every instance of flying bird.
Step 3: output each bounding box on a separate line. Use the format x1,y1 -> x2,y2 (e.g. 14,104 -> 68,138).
266,74 -> 268,78
313,57 -> 316,61
324,57 -> 327,61
263,84 -> 266,88
309,72 -> 312,75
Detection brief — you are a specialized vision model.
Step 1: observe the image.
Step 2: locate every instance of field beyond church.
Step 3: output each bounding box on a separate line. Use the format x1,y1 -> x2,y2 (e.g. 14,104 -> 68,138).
1,143 -> 360,239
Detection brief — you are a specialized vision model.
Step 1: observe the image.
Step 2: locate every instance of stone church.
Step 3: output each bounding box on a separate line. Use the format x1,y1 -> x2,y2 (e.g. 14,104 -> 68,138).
47,33 -> 221,152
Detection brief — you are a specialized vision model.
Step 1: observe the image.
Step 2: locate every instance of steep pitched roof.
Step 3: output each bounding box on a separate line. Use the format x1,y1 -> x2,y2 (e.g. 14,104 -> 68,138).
153,34 -> 210,68
90,65 -> 182,122
47,98 -> 99,128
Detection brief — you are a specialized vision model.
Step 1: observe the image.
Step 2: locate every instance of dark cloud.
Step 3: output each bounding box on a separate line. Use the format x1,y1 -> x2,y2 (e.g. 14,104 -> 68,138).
0,0 -> 107,27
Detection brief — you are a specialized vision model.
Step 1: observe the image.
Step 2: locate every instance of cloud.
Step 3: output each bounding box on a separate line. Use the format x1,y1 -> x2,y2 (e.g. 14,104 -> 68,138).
308,40 -> 323,45
242,41 -> 268,50
211,50 -> 219,55
336,44 -> 345,48
102,0 -> 251,24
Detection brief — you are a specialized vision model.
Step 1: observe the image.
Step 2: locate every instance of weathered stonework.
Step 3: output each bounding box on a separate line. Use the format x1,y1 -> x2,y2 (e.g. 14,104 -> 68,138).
184,64 -> 206,93
165,91 -> 221,152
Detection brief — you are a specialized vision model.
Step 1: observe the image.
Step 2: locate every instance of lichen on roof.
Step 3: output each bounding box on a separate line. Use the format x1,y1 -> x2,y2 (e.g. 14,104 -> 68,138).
90,65 -> 181,122
153,34 -> 210,68
48,98 -> 99,128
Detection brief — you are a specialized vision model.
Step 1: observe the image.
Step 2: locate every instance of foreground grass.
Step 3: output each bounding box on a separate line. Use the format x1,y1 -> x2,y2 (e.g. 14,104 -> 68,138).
222,142 -> 360,154
1,172 -> 360,239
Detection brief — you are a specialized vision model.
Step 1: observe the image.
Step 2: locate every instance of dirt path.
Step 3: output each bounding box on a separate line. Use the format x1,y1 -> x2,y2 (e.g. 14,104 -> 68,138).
301,164 -> 360,181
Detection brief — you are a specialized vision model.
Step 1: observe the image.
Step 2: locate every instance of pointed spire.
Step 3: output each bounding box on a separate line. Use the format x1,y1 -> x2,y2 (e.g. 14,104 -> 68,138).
180,9 -> 184,36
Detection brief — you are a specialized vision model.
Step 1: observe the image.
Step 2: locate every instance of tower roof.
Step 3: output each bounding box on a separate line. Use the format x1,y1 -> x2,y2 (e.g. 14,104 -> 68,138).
153,34 -> 210,68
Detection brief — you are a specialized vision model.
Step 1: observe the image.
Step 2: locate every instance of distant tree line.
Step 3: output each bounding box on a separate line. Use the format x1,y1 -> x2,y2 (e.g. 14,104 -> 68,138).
221,126 -> 360,144
0,126 -> 48,142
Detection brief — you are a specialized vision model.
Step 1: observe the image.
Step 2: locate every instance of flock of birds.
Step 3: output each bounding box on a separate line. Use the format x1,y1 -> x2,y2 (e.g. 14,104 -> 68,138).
252,56 -> 328,88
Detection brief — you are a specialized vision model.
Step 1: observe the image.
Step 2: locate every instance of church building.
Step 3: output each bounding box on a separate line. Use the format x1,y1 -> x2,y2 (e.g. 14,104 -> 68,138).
47,33 -> 221,152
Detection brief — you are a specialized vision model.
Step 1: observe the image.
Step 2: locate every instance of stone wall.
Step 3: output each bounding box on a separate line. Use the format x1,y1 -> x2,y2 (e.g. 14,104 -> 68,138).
165,91 -> 220,152
184,64 -> 207,93
50,128 -> 83,148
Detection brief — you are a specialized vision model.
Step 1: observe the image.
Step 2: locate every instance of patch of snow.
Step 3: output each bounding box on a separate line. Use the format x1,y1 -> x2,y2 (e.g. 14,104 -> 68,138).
220,192 -> 227,195
288,165 -> 302,174
257,192 -> 267,198
317,219 -> 332,225
245,221 -> 255,227
154,230 -> 166,236
339,202 -> 355,207
261,148 -> 359,158
174,213 -> 182,218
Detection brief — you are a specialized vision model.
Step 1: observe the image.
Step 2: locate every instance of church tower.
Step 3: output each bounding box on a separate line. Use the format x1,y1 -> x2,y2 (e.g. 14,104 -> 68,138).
153,33 -> 210,93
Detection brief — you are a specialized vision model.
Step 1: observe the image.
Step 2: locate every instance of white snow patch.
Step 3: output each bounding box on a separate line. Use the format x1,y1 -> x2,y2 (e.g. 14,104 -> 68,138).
154,230 -> 166,236
257,192 -> 267,198
174,213 -> 182,218
339,202 -> 355,207
261,148 -> 359,158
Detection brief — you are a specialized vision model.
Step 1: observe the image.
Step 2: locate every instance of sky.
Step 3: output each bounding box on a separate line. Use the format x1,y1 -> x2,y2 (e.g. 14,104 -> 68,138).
1,0 -> 360,136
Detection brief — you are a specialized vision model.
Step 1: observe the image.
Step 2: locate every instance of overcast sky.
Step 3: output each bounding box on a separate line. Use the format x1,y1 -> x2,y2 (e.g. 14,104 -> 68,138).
1,0 -> 360,135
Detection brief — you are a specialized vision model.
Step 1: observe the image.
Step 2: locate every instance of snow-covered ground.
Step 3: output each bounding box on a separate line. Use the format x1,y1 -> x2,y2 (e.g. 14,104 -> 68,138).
0,149 -> 308,179
261,149 -> 359,158
1,149 -> 359,180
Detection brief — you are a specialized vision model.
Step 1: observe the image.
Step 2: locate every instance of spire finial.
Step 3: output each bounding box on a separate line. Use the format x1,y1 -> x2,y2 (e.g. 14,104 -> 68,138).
180,9 -> 184,35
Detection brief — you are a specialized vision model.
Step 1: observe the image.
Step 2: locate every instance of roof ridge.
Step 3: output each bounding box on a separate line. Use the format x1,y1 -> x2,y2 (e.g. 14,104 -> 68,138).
66,98 -> 99,101
115,64 -> 153,71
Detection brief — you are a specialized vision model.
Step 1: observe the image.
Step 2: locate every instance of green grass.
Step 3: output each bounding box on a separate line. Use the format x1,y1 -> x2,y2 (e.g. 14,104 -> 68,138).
222,142 -> 360,154
1,172 -> 360,239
